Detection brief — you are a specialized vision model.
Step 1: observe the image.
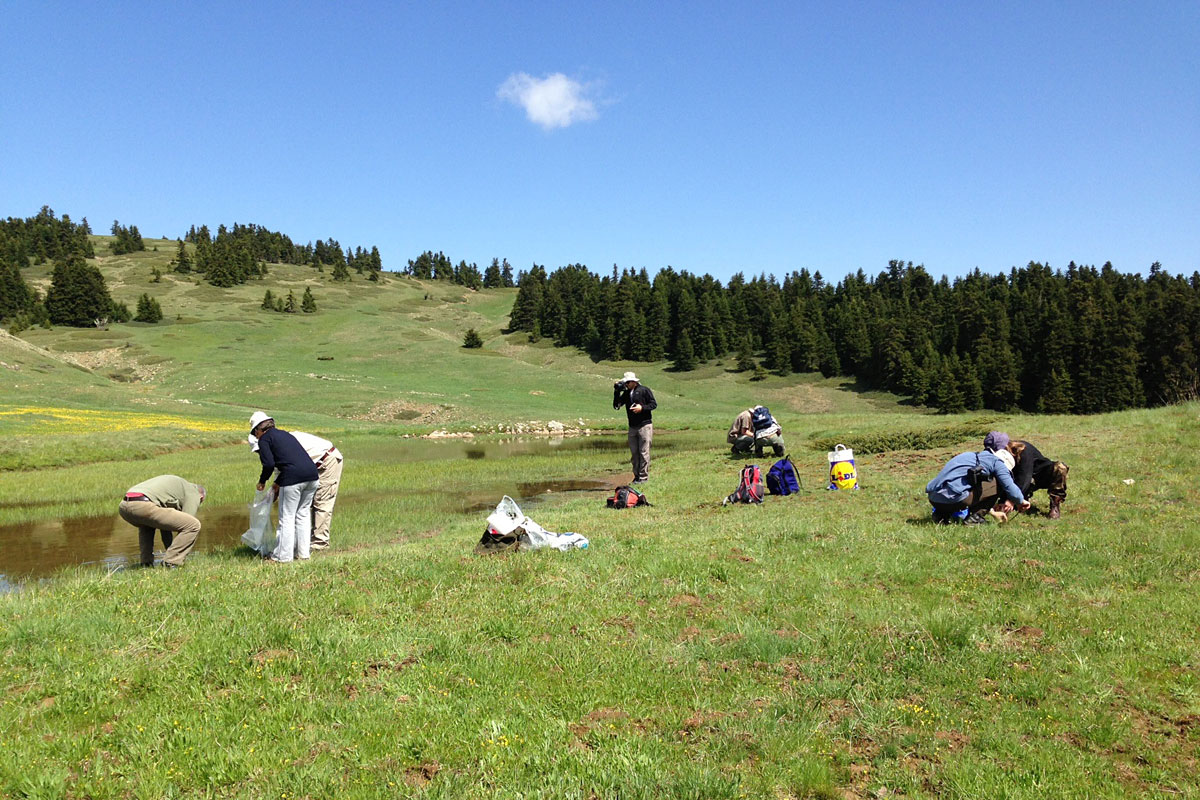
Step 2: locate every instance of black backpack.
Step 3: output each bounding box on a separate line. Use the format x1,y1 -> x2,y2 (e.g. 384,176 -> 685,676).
723,465 -> 764,505
607,485 -> 651,508
751,406 -> 775,431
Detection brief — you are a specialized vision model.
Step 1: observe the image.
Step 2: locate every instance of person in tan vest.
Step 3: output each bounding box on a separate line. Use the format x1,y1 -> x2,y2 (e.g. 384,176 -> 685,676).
249,429 -> 343,550
117,475 -> 206,568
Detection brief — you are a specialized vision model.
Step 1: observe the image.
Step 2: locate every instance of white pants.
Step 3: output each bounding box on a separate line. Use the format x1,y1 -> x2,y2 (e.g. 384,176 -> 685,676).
272,480 -> 318,562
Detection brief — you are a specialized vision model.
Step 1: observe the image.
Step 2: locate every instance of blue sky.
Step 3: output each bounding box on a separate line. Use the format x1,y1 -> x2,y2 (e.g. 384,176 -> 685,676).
2,1 -> 1197,282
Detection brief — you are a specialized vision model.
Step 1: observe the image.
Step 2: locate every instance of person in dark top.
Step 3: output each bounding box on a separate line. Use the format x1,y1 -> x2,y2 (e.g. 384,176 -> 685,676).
1005,440 -> 1069,519
612,371 -> 657,483
250,411 -> 320,562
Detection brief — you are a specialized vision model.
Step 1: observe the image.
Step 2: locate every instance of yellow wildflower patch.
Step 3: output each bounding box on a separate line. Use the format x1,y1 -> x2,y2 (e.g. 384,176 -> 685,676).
0,406 -> 240,434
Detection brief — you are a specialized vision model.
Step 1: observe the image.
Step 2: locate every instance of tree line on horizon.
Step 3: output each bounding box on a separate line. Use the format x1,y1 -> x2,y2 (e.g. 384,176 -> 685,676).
182,223 -> 382,287
4,208 -> 1198,414
0,208 -> 357,328
401,251 -> 516,290
498,259 -> 1199,414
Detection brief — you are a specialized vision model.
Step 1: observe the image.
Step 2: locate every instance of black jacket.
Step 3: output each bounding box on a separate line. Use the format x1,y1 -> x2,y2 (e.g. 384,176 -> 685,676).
258,428 -> 320,486
1012,440 -> 1054,496
613,384 -> 657,428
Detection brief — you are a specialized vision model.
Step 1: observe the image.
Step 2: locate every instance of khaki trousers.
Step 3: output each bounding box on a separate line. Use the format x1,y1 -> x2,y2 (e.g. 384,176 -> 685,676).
628,424 -> 652,481
118,500 -> 201,567
311,455 -> 343,548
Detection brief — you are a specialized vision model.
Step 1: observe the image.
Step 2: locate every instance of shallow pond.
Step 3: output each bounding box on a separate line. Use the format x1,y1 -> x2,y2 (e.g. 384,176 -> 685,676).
0,434 -> 671,591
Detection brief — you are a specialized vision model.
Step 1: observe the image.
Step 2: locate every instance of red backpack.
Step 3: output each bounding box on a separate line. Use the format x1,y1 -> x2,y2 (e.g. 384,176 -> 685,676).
723,465 -> 764,505
607,485 -> 651,508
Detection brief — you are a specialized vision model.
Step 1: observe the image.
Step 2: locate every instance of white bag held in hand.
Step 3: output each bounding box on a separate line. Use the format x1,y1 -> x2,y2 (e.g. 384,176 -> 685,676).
483,496 -> 588,552
241,488 -> 277,555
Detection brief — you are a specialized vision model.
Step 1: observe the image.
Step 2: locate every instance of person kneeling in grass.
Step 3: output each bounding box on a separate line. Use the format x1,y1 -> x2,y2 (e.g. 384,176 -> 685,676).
1002,439 -> 1069,519
926,431 -> 1030,524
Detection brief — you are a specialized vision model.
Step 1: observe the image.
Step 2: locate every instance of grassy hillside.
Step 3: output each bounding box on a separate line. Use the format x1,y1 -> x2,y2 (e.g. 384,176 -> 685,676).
2,239 -> 915,469
2,240 -> 1198,798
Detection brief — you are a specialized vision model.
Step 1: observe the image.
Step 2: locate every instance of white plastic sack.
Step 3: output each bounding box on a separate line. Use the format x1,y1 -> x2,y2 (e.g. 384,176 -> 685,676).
241,488 -> 277,555
485,496 -> 525,536
520,527 -> 589,551
484,496 -> 588,551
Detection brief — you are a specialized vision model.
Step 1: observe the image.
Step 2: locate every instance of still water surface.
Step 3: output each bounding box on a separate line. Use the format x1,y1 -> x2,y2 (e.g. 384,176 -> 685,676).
0,435 -> 660,591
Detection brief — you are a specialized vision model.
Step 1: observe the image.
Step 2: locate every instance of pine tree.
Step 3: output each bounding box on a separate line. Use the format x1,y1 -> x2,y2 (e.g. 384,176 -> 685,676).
483,258 -> 503,288
672,328 -> 697,371
301,287 -> 316,313
932,357 -> 966,413
134,293 -> 163,323
0,257 -> 32,318
331,262 -> 350,282
45,255 -> 114,326
736,334 -> 756,372
462,328 -> 483,348
770,317 -> 791,376
1038,362 -> 1074,414
261,289 -> 275,310
957,356 -> 984,410
284,290 -> 298,313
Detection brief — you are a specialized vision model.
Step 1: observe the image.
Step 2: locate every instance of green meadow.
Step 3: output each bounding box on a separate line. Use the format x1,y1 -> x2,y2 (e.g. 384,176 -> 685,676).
1,242 -> 1198,798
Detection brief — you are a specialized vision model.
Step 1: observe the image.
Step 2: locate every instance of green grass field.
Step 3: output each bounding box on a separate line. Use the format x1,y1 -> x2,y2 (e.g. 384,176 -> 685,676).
2,241 -> 1198,798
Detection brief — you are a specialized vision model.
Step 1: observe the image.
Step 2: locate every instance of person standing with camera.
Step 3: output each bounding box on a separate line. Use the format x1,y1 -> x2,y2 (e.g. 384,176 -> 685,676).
613,371 -> 657,484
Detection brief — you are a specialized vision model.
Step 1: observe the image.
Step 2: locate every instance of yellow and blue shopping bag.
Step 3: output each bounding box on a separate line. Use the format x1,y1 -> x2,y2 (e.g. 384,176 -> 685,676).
826,444 -> 859,490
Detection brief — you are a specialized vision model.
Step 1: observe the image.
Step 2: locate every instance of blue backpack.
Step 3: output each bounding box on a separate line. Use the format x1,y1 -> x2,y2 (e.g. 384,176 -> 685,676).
766,456 -> 801,496
751,406 -> 775,431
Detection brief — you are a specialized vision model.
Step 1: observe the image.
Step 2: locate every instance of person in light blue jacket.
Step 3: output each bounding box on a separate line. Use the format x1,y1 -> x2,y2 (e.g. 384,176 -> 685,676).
926,431 -> 1030,523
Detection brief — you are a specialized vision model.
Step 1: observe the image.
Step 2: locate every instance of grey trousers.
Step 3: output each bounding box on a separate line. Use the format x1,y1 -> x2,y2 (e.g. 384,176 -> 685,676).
118,500 -> 201,567
311,455 -> 342,548
732,433 -> 785,457
273,480 -> 318,562
628,424 -> 652,481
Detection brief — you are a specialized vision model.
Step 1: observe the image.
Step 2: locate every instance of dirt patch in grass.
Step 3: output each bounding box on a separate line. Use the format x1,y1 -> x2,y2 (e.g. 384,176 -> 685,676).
56,346 -> 167,382
363,655 -> 418,676
1001,625 -> 1045,648
251,648 -> 294,665
403,761 -> 441,788
353,399 -> 441,423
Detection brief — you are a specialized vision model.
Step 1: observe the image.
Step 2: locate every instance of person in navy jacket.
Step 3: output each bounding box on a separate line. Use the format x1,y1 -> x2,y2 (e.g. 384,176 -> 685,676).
250,411 -> 319,562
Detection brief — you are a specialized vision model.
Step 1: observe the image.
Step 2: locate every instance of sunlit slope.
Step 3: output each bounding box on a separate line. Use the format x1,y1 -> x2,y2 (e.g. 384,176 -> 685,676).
9,238 -> 918,431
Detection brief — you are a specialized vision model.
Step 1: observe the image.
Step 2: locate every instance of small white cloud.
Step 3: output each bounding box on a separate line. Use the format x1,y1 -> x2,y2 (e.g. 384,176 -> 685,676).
497,72 -> 599,130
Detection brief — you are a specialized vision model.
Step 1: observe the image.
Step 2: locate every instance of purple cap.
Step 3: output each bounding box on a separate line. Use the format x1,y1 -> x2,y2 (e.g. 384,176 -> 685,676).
983,431 -> 1010,452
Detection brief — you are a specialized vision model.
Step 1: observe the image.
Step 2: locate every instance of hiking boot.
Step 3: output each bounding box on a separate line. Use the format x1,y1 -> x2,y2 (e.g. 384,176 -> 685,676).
1048,496 -> 1062,520
964,511 -> 988,525
631,478 -> 648,485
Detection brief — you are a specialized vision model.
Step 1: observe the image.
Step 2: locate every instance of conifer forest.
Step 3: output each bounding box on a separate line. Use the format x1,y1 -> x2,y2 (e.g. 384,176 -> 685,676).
4,207 -> 1198,415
